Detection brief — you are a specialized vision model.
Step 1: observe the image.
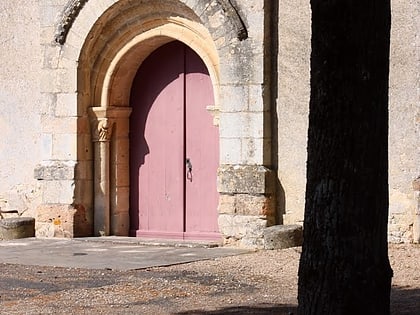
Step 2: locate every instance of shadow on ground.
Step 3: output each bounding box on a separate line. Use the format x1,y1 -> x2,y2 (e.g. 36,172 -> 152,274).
391,287 -> 420,315
173,287 -> 420,315
174,303 -> 296,315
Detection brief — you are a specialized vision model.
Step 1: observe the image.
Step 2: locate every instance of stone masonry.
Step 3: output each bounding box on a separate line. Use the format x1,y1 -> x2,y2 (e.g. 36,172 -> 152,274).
0,0 -> 418,247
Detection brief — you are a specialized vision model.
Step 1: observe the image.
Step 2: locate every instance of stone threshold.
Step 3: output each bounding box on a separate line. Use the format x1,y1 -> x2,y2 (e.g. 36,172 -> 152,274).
74,236 -> 222,248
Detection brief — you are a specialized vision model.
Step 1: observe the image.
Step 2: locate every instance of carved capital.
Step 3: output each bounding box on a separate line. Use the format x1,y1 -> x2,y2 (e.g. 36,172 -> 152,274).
88,106 -> 132,142
92,118 -> 114,142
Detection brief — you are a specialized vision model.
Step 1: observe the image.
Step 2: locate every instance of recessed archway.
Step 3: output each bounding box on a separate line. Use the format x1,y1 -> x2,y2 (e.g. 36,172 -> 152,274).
76,3 -> 221,236
46,0 -> 275,246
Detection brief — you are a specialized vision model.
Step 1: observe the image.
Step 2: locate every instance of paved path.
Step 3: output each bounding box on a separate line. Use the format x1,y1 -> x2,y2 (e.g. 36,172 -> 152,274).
0,237 -> 249,271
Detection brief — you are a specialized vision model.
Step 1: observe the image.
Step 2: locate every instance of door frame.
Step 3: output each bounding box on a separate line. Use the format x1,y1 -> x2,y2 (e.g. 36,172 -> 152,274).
88,24 -> 221,237
129,41 -> 220,239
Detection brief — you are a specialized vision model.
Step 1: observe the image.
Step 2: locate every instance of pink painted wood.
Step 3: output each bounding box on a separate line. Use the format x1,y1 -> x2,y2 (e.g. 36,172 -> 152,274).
129,41 -> 219,240
185,47 -> 220,239
130,42 -> 185,237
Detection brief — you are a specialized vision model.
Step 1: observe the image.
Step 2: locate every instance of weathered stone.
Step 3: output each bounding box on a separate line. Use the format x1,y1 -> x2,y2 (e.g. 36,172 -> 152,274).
0,0 -> 417,246
413,176 -> 420,191
263,224 -> 303,250
218,193 -> 275,216
34,161 -> 76,180
218,164 -> 275,194
36,204 -> 91,238
218,213 -> 273,248
0,217 -> 35,240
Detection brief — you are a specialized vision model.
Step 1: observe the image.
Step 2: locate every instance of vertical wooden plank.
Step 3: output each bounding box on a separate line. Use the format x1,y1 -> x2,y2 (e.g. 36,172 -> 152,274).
185,46 -> 220,238
130,42 -> 185,237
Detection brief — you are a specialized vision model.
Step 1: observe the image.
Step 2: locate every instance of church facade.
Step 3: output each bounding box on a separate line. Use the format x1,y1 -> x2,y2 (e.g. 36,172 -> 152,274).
0,0 -> 418,247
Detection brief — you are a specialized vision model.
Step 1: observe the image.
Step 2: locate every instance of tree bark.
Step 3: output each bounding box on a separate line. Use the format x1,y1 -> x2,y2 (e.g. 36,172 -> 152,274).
298,1 -> 393,314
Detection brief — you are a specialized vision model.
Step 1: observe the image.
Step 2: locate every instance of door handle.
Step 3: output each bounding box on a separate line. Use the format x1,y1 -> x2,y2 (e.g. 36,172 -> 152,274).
186,158 -> 193,182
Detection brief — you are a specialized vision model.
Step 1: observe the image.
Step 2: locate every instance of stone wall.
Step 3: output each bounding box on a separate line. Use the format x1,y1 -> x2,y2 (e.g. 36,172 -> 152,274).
0,1 -> 43,219
277,0 -> 420,244
388,0 -> 420,243
277,0 -> 311,226
0,0 -> 418,246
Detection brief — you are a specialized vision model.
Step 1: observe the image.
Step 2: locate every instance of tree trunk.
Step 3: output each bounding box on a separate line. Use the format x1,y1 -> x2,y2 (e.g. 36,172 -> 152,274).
297,1 -> 393,314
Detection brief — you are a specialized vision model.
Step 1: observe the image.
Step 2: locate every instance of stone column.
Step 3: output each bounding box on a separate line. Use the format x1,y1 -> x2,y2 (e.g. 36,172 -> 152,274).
89,106 -> 132,236
107,107 -> 132,236
89,108 -> 114,236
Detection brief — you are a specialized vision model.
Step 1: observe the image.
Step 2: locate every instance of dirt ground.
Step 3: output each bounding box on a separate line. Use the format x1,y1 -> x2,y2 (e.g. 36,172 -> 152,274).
0,243 -> 418,315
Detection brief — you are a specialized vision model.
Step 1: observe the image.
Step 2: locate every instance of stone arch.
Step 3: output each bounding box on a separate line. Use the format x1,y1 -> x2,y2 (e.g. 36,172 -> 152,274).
61,0 -> 249,236
56,0 -> 254,122
40,0 -> 275,246
55,0 -> 247,46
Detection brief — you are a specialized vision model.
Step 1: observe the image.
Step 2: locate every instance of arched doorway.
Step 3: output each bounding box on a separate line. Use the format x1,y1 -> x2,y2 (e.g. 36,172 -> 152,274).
129,41 -> 220,240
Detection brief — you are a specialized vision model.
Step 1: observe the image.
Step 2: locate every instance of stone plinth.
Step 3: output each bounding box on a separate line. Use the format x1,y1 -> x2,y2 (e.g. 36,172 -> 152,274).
36,204 -> 92,238
263,224 -> 303,250
0,217 -> 35,240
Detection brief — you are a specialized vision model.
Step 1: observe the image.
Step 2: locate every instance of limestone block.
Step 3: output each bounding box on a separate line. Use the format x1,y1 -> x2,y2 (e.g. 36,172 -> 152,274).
35,221 -> 56,238
241,137 -> 269,165
73,179 -> 93,207
220,137 -> 242,164
219,112 -> 264,139
115,164 -> 130,187
75,161 -> 93,181
219,85 -> 248,112
41,116 -> 78,134
218,214 -> 269,240
218,164 -> 275,194
218,193 -> 275,217
413,177 -> 420,192
113,186 -> 130,213
41,180 -> 75,205
0,217 -> 35,240
36,203 -> 91,238
37,204 -> 75,238
34,161 -> 76,180
263,224 -> 303,250
42,44 -> 61,68
240,236 -> 265,249
60,44 -> 80,66
111,212 -> 129,236
112,138 -> 130,164
73,203 -> 93,237
39,4 -> 60,27
77,134 -> 93,161
56,93 -> 78,117
248,84 -> 265,112
52,133 -> 77,160
219,112 -> 243,138
40,133 -> 53,160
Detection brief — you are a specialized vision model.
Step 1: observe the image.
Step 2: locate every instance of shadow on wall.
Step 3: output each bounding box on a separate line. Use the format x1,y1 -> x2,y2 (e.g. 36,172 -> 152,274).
175,303 -> 297,315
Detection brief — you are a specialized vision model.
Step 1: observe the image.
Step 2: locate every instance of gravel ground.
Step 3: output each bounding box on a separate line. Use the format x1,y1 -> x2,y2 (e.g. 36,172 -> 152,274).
0,243 -> 419,315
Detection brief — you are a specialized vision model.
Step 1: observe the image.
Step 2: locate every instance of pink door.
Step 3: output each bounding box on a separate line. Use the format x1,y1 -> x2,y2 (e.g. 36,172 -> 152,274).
129,41 -> 219,240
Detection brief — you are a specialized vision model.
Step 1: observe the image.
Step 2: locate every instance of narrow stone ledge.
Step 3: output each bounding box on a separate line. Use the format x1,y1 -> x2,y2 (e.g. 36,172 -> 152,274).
263,224 -> 303,250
